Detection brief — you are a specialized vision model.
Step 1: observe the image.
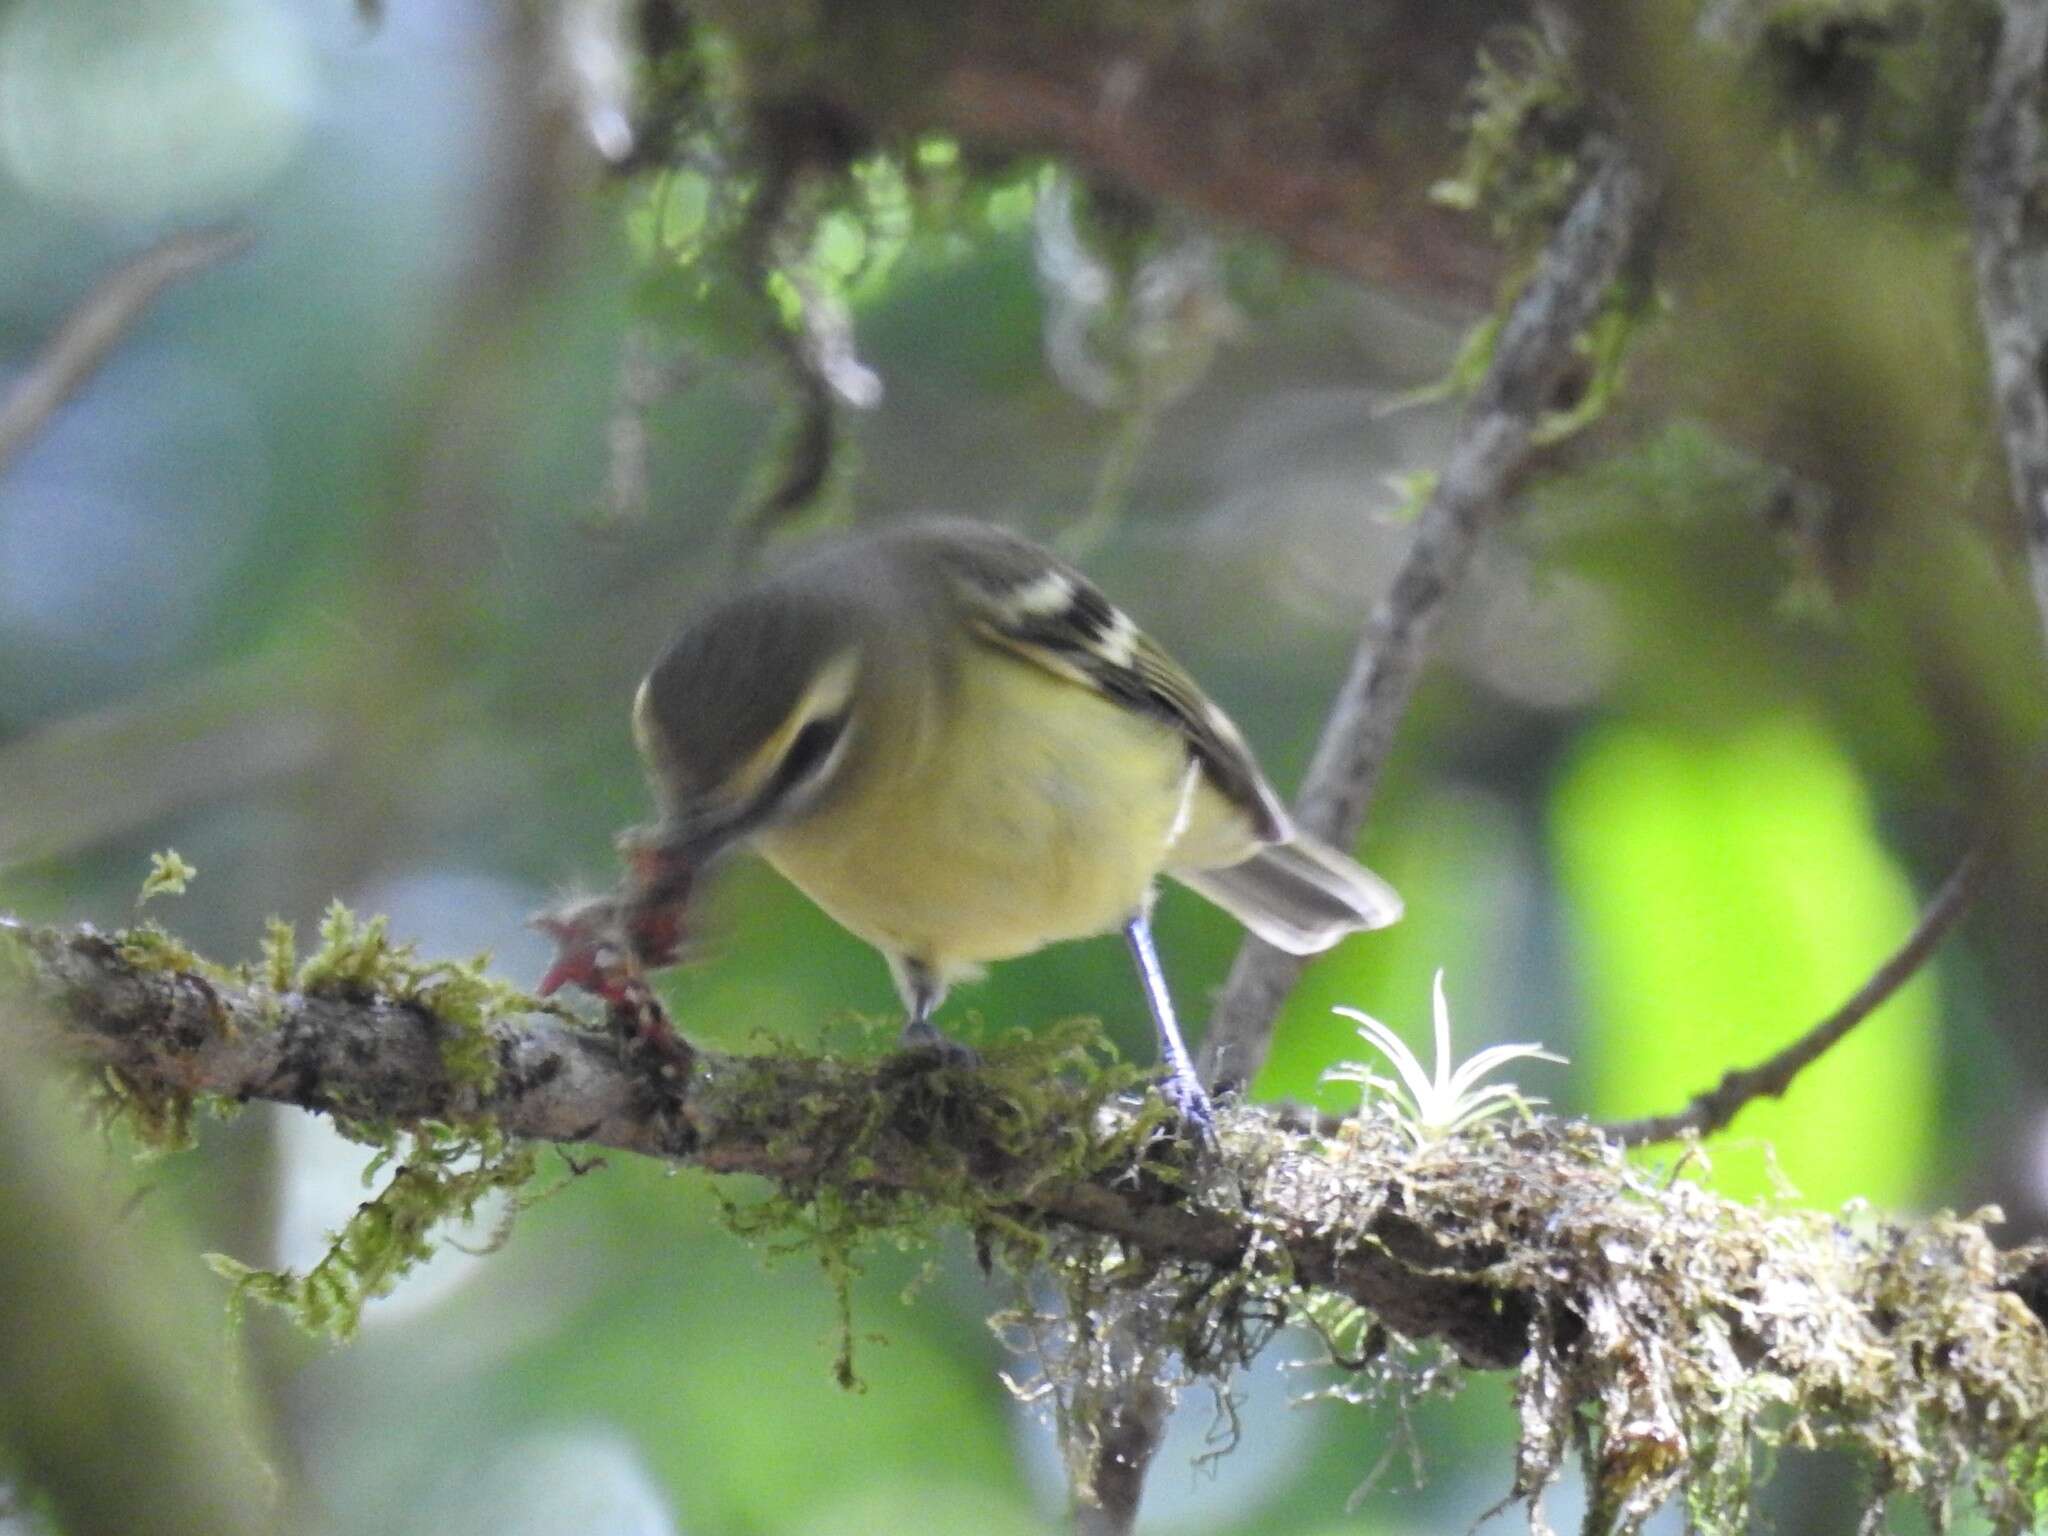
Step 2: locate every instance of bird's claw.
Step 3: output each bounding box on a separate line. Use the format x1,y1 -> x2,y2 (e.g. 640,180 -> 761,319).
1157,1067 -> 1219,1151
898,1017 -> 981,1068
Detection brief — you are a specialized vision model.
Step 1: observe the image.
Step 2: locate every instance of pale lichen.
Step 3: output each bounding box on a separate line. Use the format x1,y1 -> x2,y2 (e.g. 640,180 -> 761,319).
974,1084 -> 2048,1533
1150,1104 -> 2048,1533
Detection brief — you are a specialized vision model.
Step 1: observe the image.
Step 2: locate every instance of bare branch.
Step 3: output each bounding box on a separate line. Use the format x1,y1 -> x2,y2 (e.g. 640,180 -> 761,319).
0,227 -> 253,478
1967,0 -> 2048,655
595,327 -> 692,531
1604,843 -> 1985,1147
1199,144 -> 1658,1094
1066,1330 -> 1171,1536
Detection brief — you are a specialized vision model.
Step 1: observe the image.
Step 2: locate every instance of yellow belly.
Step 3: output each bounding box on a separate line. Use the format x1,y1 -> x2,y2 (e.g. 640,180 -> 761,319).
755,651 -> 1251,983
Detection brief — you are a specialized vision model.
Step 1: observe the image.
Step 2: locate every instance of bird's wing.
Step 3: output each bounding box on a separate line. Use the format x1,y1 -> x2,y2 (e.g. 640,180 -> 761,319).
921,522 -> 1293,844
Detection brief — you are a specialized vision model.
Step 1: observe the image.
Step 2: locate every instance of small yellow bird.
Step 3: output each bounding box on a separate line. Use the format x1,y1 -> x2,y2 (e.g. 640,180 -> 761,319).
629,518 -> 1401,1130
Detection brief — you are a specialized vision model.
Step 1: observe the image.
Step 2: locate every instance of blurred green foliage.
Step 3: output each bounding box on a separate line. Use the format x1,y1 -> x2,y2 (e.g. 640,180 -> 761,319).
1554,715 -> 1936,1206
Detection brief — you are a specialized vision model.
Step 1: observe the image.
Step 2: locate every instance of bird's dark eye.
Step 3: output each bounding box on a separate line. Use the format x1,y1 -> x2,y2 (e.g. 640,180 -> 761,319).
770,711 -> 849,801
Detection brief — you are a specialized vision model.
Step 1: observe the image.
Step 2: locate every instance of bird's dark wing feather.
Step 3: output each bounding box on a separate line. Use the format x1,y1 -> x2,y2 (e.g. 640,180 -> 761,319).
901,520 -> 1292,843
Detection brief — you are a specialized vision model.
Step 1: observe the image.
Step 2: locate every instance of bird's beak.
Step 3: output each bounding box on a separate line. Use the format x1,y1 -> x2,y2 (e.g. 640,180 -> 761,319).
617,795 -> 759,901
595,802 -> 748,978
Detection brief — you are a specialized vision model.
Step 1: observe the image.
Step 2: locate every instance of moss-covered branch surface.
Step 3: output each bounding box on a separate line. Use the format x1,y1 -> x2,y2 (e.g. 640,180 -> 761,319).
9,912 -> 2048,1528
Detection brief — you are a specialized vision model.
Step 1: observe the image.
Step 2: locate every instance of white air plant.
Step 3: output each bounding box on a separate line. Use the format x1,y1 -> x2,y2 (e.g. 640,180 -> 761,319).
1323,970 -> 1566,1142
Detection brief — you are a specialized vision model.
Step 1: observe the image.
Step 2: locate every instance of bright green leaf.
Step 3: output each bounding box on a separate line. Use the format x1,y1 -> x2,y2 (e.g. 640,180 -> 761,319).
1550,716 -> 1938,1206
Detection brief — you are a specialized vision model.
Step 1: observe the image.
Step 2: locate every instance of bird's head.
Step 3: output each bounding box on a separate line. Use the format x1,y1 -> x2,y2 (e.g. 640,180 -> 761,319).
632,576 -> 869,866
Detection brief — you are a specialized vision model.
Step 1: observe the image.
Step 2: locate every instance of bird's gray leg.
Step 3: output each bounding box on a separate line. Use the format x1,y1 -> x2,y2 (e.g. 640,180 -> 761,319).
1123,911 -> 1216,1144
895,957 -> 978,1065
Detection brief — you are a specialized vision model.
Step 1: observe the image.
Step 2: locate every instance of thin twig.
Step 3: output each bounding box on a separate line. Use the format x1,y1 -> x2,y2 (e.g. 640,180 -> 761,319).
1965,0 -> 2048,656
0,654 -> 329,869
1068,1349 -> 1171,1536
595,326 -> 692,531
0,227 -> 254,479
1198,144 -> 1658,1094
1603,844 -> 1985,1147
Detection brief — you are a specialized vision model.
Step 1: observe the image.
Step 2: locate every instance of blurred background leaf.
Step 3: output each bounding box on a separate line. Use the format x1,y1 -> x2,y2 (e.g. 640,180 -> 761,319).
1553,715 -> 1937,1206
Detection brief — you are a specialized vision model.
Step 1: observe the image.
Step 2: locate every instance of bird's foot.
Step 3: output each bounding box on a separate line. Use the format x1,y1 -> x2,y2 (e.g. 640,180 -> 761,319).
1156,1064 -> 1219,1151
898,1017 -> 981,1069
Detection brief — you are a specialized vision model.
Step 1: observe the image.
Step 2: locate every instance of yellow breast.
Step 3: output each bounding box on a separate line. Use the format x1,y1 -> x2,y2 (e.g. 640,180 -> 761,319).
755,648 -> 1251,982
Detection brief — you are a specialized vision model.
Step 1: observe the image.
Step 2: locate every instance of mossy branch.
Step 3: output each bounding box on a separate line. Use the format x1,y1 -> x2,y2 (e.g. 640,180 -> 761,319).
9,911 -> 2048,1529
4,914 -> 1528,1362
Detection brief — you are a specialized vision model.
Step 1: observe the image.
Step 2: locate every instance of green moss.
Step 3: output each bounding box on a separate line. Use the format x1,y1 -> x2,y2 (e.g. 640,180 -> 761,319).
408,960 -> 525,1092
113,858 -> 219,975
295,901 -> 397,997
1530,292 -> 1661,447
1431,30 -> 1587,249
292,900 -> 518,1093
1410,26 -> 1668,446
115,923 -> 214,979
711,1017 -> 1167,1387
957,1072 -> 2048,1532
256,916 -> 295,994
1285,1110 -> 2048,1535
209,1126 -> 538,1340
49,867 -> 2048,1523
93,1065 -> 199,1156
137,849 -> 197,905
193,901 -> 560,1336
1389,265 -> 1658,454
69,877 -> 551,1333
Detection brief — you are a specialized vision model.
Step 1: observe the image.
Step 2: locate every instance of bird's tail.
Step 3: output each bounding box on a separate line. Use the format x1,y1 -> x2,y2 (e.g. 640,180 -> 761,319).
1175,835 -> 1402,955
